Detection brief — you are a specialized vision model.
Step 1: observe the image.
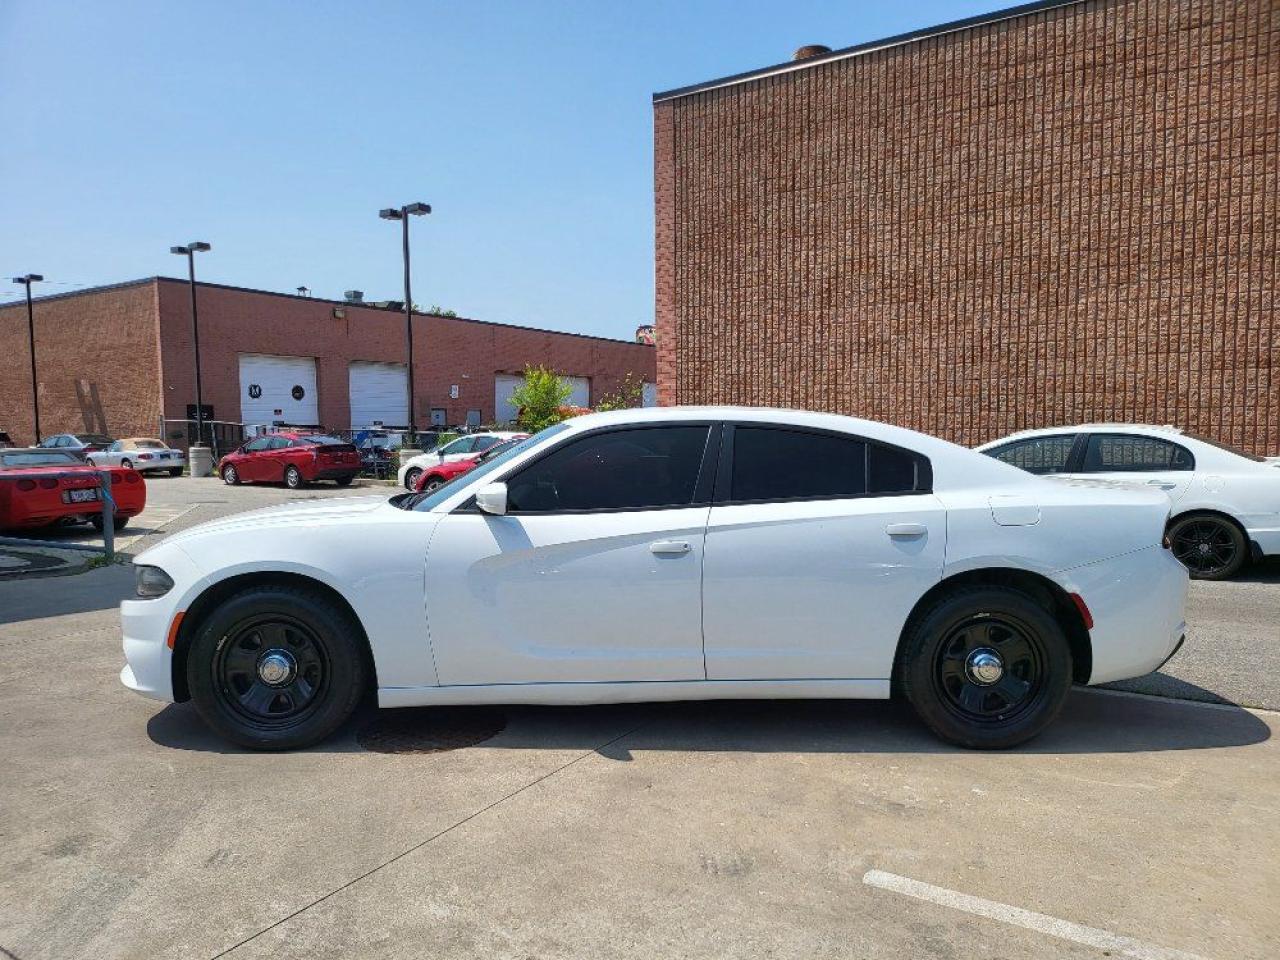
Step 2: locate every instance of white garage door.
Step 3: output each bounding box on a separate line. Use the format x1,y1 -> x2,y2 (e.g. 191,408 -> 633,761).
349,362 -> 408,429
494,374 -> 523,424
494,373 -> 591,423
239,354 -> 319,427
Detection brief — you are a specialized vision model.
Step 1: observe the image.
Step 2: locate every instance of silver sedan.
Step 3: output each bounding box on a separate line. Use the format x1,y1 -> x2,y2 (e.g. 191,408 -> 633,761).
87,438 -> 185,476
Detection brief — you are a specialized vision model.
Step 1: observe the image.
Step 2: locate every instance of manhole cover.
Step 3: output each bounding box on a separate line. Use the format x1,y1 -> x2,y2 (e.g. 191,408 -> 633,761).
357,707 -> 506,754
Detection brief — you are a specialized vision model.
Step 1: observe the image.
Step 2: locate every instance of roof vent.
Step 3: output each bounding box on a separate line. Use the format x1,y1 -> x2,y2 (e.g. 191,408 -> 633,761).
343,290 -> 364,303
792,44 -> 832,61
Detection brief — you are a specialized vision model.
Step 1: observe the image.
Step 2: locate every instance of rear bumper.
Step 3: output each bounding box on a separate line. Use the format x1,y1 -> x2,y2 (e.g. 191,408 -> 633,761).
311,467 -> 360,480
1246,526 -> 1280,558
1056,545 -> 1189,685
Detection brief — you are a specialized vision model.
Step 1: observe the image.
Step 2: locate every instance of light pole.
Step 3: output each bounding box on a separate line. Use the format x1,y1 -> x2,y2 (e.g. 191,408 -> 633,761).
379,202 -> 430,445
12,273 -> 43,444
170,241 -> 212,475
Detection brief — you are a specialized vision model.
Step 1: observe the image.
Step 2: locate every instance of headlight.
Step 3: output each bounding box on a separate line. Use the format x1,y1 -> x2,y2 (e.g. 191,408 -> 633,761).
135,564 -> 174,599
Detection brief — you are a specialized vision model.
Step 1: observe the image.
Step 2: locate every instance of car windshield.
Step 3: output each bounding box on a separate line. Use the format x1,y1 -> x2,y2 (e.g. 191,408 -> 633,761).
0,451 -> 82,468
398,425 -> 569,512
1183,433 -> 1266,462
76,434 -> 113,444
133,439 -> 166,449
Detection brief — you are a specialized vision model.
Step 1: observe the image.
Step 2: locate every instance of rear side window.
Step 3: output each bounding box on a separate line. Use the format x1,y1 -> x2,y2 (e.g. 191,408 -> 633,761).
1083,434 -> 1194,472
506,426 -> 709,513
986,435 -> 1077,475
731,428 -> 866,502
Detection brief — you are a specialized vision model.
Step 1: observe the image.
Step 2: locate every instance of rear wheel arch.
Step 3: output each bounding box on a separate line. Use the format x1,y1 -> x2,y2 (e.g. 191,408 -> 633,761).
1167,507 -> 1248,541
171,571 -> 376,702
894,567 -> 1092,686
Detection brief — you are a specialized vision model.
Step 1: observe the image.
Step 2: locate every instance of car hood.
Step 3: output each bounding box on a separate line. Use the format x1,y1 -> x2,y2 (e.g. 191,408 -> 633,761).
159,495 -> 394,546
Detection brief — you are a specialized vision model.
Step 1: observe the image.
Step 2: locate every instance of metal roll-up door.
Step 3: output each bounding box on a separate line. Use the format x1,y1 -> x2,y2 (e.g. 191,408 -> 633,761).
349,361 -> 409,429
238,354 -> 319,427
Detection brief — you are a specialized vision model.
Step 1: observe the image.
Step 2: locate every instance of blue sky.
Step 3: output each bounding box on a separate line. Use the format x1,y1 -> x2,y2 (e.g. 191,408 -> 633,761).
1,0 -> 1006,340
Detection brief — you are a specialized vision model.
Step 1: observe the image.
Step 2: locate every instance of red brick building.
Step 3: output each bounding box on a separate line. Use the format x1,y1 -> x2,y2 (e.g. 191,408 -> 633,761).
0,277 -> 655,447
653,0 -> 1279,453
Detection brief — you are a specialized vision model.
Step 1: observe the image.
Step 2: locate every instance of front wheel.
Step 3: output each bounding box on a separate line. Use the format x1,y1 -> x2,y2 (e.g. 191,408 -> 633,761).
1167,514 -> 1247,580
284,465 -> 305,489
404,467 -> 423,490
185,585 -> 367,750
222,464 -> 240,485
121,458 -> 133,470
421,476 -> 445,493
897,587 -> 1072,749
168,467 -> 183,478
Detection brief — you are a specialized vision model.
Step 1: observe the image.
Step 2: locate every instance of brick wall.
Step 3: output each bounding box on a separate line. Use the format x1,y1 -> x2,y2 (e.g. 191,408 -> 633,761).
655,0 -> 1280,453
151,280 -> 656,430
0,281 -> 162,446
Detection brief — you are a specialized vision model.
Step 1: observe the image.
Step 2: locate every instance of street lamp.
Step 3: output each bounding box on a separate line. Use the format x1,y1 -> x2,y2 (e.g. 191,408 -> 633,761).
379,201 -> 431,445
11,273 -> 43,444
170,241 -> 212,475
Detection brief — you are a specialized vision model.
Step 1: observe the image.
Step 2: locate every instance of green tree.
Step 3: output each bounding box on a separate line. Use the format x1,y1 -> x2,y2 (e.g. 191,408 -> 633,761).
594,372 -> 646,412
508,365 -> 573,432
425,304 -> 458,317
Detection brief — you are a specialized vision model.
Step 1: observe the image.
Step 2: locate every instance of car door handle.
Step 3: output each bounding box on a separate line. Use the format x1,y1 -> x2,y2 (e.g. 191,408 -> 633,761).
886,523 -> 927,538
649,540 -> 692,555
1146,480 -> 1177,489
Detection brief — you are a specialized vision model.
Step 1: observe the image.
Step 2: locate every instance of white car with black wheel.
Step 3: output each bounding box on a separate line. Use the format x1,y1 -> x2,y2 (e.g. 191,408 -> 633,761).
978,424 -> 1280,580
397,432 -> 525,490
122,407 -> 1188,752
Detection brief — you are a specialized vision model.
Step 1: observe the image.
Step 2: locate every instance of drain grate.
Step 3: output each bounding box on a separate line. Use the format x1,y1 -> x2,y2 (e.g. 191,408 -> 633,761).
357,707 -> 507,754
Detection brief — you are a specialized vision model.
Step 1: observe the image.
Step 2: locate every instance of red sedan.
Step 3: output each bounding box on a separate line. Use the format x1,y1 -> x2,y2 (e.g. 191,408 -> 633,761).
0,448 -> 145,532
413,436 -> 527,493
219,433 -> 361,488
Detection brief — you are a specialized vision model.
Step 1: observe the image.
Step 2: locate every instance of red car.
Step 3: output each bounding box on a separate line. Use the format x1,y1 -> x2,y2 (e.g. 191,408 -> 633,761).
219,433 -> 361,488
0,448 -> 145,532
413,436 -> 527,493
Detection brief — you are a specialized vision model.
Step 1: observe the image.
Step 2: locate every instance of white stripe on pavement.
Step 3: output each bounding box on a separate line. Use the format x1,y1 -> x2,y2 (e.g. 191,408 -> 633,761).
862,870 -> 1210,960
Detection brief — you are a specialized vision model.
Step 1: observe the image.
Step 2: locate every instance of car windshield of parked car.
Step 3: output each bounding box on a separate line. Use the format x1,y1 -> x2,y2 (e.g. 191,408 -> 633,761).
132,439 -> 166,449
406,425 -> 570,512
0,451 -> 82,468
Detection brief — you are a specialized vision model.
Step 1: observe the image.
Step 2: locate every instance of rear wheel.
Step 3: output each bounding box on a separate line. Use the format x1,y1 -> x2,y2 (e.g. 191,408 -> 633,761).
284,465 -> 305,489
168,467 -> 183,478
404,467 -> 423,490
334,476 -> 353,487
222,464 -> 240,485
185,585 -> 366,750
1167,513 -> 1247,580
897,587 -> 1072,749
90,513 -> 128,532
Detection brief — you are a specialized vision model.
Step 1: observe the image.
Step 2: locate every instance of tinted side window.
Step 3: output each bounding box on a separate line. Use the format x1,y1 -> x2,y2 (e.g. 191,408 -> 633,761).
731,428 -> 867,502
868,444 -> 921,493
243,437 -> 270,453
473,436 -> 500,452
1083,435 -> 1194,472
987,436 -> 1076,475
506,426 -> 709,513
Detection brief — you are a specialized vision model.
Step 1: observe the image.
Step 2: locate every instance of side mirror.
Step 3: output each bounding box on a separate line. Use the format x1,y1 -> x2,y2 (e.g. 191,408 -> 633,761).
475,482 -> 508,516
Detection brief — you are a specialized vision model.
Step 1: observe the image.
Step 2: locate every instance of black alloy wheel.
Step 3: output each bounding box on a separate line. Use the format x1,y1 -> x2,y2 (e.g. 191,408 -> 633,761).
186,585 -> 367,750
1167,514 -> 1246,580
897,586 -> 1072,749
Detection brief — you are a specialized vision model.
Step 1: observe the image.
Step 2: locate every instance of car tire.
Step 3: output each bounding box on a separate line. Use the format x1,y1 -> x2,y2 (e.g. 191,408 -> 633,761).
168,467 -> 183,478
222,464 -> 240,485
404,467 -> 423,490
185,584 -> 367,751
896,586 -> 1072,750
422,476 -> 445,493
334,476 -> 353,487
90,513 -> 129,533
121,458 -> 132,470
284,465 -> 305,489
1167,513 -> 1247,580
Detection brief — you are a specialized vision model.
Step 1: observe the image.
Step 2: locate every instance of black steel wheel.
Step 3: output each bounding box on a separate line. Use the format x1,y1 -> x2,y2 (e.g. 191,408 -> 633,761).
404,467 -> 423,491
1167,514 -> 1246,580
284,465 -> 304,489
186,585 -> 367,750
897,586 -> 1072,749
222,464 -> 239,485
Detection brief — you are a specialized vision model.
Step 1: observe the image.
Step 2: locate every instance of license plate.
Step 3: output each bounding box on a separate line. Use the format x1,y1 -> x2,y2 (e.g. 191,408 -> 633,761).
67,488 -> 99,503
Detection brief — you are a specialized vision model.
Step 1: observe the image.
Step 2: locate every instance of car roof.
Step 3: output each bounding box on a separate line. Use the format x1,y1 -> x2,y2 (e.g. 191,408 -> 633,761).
978,423 -> 1185,446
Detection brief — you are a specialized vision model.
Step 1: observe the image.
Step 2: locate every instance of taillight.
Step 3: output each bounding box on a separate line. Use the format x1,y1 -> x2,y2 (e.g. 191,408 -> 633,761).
110,473 -> 121,484
138,453 -> 154,461
16,479 -> 36,491
39,477 -> 58,489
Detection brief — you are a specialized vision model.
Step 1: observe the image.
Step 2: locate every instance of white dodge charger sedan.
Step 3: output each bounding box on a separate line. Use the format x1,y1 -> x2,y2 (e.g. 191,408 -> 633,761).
978,424 -> 1280,580
122,407 -> 1188,751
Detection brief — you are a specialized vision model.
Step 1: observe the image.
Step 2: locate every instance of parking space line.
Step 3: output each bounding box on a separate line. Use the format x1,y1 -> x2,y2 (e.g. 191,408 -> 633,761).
862,870 -> 1209,960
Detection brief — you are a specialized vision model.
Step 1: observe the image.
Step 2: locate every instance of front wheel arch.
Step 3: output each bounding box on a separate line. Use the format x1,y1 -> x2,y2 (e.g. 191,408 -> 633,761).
893,567 -> 1092,688
171,571 -> 376,703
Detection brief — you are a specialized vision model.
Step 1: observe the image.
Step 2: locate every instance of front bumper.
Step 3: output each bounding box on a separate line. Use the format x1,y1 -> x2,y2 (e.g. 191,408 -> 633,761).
120,546 -> 206,704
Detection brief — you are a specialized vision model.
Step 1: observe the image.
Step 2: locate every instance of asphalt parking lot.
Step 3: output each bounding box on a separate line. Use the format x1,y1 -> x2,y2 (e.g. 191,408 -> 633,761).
1,479 -> 1277,959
